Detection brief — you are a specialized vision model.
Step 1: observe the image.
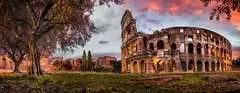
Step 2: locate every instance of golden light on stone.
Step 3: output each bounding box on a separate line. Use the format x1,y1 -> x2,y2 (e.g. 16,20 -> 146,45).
152,56 -> 161,65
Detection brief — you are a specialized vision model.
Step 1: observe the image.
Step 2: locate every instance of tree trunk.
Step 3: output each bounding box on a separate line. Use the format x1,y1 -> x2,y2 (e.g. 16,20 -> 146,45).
28,38 -> 43,76
13,62 -> 21,73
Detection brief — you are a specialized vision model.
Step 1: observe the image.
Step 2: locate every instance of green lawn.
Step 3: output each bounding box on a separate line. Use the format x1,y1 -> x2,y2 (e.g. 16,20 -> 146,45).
1,72 -> 240,93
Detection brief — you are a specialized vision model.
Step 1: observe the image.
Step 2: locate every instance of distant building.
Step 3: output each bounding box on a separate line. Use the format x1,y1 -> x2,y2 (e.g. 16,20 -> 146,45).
97,56 -> 117,68
0,54 -> 55,72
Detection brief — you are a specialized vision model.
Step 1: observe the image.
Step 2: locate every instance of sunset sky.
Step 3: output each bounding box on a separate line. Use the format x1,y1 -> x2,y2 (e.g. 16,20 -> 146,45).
55,0 -> 240,59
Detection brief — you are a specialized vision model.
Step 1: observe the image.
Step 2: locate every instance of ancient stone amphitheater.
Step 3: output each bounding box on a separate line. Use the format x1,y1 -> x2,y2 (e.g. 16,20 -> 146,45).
121,10 -> 232,73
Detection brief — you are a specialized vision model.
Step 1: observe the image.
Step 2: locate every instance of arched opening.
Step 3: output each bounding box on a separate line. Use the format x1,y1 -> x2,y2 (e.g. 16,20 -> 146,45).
188,59 -> 195,72
217,62 -> 220,71
211,62 -> 215,71
205,61 -> 209,72
197,43 -> 201,55
156,61 -> 164,72
224,49 -> 226,59
133,61 -> 138,73
143,37 -> 148,49
216,47 -> 219,57
205,44 -> 208,55
188,43 -> 194,54
171,43 -> 177,56
168,60 -> 176,72
157,40 -> 164,49
197,61 -> 202,72
181,61 -> 187,72
140,60 -> 146,73
149,43 -> 154,51
188,35 -> 193,41
220,48 -> 223,58
157,61 -> 161,72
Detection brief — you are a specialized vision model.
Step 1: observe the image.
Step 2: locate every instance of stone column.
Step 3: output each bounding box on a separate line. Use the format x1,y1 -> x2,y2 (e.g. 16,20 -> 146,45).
209,62 -> 212,71
130,62 -> 134,73
186,59 -> 189,72
137,61 -> 141,73
164,58 -> 167,72
194,60 -> 197,72
215,62 -> 217,71
219,62 -> 222,72
193,43 -> 197,72
146,59 -> 150,73
202,61 -> 205,72
202,46 -> 205,56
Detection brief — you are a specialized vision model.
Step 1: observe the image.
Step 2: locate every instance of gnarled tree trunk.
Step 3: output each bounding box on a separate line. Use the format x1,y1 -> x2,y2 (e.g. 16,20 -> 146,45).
28,37 -> 43,76
13,61 -> 21,73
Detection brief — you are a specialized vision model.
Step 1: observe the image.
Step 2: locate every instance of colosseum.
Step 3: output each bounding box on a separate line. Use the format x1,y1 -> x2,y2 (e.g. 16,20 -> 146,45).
121,10 -> 232,73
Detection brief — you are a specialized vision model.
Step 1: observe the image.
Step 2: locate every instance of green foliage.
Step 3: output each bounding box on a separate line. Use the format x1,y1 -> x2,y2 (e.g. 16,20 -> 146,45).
62,61 -> 72,71
87,50 -> 93,71
81,50 -> 93,71
1,72 -> 240,92
112,60 -> 121,73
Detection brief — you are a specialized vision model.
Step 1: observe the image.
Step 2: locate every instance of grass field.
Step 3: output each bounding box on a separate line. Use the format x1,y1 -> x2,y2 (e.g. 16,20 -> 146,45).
0,72 -> 240,93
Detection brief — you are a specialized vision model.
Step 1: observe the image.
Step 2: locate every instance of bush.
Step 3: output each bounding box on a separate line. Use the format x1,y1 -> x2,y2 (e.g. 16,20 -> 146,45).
62,61 -> 72,71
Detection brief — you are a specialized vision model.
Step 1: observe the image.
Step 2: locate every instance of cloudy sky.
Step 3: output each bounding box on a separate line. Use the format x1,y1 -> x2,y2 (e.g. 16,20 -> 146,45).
55,0 -> 240,59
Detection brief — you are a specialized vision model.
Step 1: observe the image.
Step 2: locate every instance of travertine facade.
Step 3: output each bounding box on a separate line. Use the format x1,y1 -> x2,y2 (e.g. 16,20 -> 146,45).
121,10 -> 232,73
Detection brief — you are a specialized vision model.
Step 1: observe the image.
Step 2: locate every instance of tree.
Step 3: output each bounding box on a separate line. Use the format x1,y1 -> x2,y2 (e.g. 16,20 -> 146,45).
63,60 -> 73,71
112,60 -> 121,73
81,50 -> 87,71
0,0 -> 123,76
201,0 -> 240,20
87,50 -> 92,71
0,31 -> 25,73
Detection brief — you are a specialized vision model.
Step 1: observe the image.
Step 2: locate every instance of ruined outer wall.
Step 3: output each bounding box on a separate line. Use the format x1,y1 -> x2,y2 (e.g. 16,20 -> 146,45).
121,10 -> 232,73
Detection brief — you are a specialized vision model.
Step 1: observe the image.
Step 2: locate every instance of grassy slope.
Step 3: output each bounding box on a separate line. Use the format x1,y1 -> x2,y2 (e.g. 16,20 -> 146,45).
0,72 -> 240,93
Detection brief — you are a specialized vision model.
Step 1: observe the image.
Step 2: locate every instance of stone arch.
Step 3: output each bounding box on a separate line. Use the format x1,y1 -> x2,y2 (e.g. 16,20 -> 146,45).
217,61 -> 220,71
156,61 -> 164,72
220,48 -> 223,58
205,44 -> 209,55
211,62 -> 215,71
197,43 -> 202,55
181,61 -> 187,72
205,61 -> 209,72
197,60 -> 202,72
143,37 -> 148,49
216,47 -> 219,57
149,43 -> 154,50
171,43 -> 177,56
140,60 -> 146,73
224,49 -> 226,59
188,59 -> 195,71
157,40 -> 164,49
168,60 -> 176,72
133,61 -> 138,73
188,43 -> 194,54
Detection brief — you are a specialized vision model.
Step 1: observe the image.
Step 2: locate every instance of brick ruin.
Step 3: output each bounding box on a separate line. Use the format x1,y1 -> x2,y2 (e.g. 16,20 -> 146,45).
121,10 -> 232,73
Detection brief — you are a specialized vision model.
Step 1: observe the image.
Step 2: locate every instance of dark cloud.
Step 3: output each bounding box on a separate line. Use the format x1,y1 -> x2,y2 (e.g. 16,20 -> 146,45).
99,40 -> 109,44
